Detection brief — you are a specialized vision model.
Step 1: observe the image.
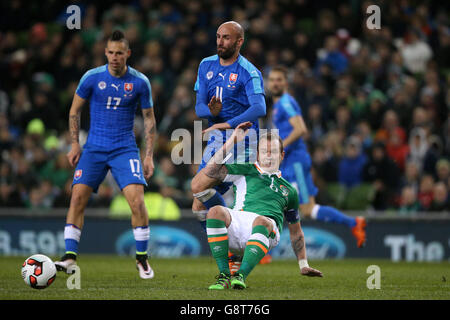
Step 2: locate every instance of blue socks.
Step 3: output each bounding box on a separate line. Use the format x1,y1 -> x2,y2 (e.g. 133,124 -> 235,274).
133,226 -> 150,255
64,224 -> 81,256
193,189 -> 226,232
312,205 -> 356,228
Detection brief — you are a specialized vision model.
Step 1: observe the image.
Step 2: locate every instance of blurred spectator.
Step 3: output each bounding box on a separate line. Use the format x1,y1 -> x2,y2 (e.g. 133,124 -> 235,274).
417,174 -> 435,210
363,142 -> 400,210
429,182 -> 449,212
400,161 -> 421,193
435,159 -> 450,183
399,186 -> 422,215
338,136 -> 367,188
395,28 -> 433,74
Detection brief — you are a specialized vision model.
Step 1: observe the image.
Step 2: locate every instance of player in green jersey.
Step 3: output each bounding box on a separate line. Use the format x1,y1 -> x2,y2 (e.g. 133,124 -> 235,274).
192,122 -> 323,290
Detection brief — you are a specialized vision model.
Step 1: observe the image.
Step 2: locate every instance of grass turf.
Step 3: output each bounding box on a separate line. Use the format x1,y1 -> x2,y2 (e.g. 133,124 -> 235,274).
1,255 -> 449,300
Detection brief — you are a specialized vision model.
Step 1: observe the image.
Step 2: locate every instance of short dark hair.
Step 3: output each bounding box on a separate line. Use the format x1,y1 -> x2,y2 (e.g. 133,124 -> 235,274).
270,65 -> 288,79
108,30 -> 129,48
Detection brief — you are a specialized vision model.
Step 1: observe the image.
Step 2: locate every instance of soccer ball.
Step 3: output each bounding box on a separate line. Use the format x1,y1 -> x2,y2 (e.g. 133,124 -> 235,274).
21,254 -> 56,289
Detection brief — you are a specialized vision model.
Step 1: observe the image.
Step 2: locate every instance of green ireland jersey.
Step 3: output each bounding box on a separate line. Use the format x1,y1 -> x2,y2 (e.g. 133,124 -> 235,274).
223,162 -> 300,233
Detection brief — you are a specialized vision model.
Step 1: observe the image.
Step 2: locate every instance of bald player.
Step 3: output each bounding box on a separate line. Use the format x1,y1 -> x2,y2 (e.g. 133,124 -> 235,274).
191,21 -> 266,229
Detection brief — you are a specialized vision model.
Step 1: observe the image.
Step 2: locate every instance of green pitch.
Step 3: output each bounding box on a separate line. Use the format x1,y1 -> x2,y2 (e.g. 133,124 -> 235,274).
1,255 -> 449,300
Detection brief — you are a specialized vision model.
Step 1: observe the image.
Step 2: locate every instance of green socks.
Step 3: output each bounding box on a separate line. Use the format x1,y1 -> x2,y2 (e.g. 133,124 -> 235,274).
206,219 -> 230,275
238,225 -> 270,279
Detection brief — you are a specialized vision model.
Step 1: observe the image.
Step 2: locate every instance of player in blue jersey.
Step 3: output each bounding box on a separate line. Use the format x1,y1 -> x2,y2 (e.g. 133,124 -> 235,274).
267,66 -> 367,248
190,21 -> 266,230
54,31 -> 157,279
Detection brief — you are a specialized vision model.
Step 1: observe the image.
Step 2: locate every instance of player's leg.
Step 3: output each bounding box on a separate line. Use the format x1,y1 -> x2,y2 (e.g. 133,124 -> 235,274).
109,149 -> 153,279
294,160 -> 367,247
232,215 -> 274,289
205,205 -> 232,289
191,167 -> 226,212
55,183 -> 93,273
122,184 -> 154,279
55,149 -> 108,273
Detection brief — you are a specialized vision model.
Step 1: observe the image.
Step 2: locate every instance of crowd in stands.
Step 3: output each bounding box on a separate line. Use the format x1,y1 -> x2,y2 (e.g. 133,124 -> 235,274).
0,0 -> 449,214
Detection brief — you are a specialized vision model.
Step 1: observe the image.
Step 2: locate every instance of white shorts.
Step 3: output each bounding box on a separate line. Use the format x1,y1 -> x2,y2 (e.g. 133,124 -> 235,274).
225,208 -> 280,256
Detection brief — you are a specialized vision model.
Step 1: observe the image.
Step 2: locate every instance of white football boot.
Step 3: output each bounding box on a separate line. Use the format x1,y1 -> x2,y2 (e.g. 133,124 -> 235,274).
54,254 -> 77,274
136,256 -> 154,279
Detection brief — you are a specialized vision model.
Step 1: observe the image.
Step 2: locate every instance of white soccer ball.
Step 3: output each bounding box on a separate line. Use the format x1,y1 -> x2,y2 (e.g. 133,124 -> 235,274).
21,254 -> 57,289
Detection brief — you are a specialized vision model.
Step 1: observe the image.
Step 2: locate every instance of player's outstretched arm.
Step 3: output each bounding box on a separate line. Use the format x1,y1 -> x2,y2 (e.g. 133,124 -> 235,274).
288,221 -> 323,277
67,93 -> 86,167
142,108 -> 156,180
193,122 -> 252,190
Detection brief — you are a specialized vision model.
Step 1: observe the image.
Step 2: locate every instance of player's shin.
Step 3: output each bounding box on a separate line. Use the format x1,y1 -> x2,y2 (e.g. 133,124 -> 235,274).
193,210 -> 208,231
64,224 -> 81,258
206,219 -> 230,275
238,225 -> 270,279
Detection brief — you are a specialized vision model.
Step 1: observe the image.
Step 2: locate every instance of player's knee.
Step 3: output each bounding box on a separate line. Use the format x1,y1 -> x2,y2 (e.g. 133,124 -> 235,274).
253,216 -> 273,233
192,198 -> 206,211
190,175 -> 204,194
206,205 -> 226,220
129,197 -> 146,215
70,192 -> 88,211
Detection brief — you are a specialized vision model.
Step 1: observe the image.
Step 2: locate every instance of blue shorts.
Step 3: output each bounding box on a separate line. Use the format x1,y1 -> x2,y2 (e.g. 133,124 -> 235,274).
72,146 -> 147,193
281,159 -> 318,205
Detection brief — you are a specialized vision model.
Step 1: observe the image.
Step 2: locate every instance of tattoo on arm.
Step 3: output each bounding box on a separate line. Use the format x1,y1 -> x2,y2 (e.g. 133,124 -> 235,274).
143,108 -> 156,156
204,164 -> 228,181
69,114 -> 80,144
291,234 -> 305,258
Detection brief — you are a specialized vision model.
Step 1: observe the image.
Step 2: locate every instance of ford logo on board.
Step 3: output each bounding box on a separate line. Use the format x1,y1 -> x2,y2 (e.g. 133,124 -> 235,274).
116,226 -> 201,257
271,227 -> 346,259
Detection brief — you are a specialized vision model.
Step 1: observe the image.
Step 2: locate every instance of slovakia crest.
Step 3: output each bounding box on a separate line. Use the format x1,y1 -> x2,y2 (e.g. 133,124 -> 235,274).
229,73 -> 238,84
124,83 -> 133,93
74,169 -> 83,180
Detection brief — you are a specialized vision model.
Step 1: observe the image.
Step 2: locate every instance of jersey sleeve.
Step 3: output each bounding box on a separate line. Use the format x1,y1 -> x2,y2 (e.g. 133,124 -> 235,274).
75,71 -> 95,100
284,186 -> 300,223
281,96 -> 302,118
139,75 -> 153,109
194,61 -> 212,118
244,69 -> 264,97
223,163 -> 255,181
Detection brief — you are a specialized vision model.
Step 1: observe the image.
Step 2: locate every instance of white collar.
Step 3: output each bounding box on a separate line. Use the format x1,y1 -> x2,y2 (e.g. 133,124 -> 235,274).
254,162 -> 282,178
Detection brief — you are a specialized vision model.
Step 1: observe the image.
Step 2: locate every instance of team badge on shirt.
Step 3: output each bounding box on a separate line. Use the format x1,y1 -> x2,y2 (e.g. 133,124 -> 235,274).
124,83 -> 133,93
229,73 -> 238,84
206,71 -> 213,80
280,185 -> 289,197
74,169 -> 83,180
98,81 -> 106,90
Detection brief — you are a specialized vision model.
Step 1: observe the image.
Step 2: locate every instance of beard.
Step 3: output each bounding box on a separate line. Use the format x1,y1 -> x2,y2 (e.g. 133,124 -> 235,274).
217,41 -> 238,59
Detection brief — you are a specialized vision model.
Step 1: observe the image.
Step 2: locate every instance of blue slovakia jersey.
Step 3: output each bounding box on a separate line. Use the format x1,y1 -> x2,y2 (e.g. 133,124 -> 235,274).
76,64 -> 153,151
194,54 -> 265,166
272,93 -> 309,162
194,54 -> 265,138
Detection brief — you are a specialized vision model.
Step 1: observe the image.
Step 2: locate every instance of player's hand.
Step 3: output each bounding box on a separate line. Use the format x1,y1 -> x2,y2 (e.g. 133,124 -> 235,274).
301,266 -> 323,277
143,156 -> 154,180
67,143 -> 81,167
231,121 -> 252,143
208,96 -> 222,117
202,122 -> 231,134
